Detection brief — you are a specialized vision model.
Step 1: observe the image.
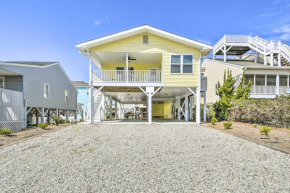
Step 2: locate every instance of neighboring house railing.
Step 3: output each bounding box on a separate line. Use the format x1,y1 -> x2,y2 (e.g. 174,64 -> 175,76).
251,86 -> 277,95
0,88 -> 24,132
92,70 -> 163,83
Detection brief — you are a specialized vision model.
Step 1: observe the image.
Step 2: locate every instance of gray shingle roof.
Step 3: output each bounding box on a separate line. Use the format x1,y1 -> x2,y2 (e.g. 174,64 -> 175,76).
0,61 -> 57,66
72,81 -> 89,87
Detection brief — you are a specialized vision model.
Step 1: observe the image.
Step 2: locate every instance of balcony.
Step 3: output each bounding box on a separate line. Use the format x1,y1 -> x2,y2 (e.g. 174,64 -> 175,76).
92,70 -> 163,86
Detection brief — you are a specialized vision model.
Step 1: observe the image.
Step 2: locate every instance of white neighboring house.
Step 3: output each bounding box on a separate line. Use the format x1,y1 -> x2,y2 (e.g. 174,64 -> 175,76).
203,35 -> 290,103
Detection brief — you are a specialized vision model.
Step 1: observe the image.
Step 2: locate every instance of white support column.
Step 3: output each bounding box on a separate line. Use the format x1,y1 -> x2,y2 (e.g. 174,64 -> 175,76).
126,53 -> 129,83
203,92 -> 207,123
278,53 -> 281,66
213,53 -> 215,60
115,101 -> 118,119
224,44 -> 227,62
90,87 -> 94,124
264,54 -> 267,65
177,97 -> 181,120
41,108 -> 45,123
148,93 -> 152,123
254,51 -> 257,63
109,96 -> 112,120
189,96 -> 193,120
270,52 -> 274,66
276,74 -> 280,95
185,93 -> 189,122
196,87 -> 201,124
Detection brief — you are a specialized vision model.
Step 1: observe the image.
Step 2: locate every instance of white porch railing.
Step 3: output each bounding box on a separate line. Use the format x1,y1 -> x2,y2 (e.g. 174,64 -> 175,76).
92,70 -> 163,83
251,86 -> 277,95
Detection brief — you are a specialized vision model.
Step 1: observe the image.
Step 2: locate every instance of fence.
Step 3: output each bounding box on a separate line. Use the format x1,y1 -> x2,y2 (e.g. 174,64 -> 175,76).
0,88 -> 24,132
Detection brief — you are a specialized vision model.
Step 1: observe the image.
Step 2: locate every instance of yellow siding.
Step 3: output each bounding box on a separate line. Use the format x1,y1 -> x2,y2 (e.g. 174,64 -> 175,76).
163,101 -> 172,119
90,33 -> 200,87
102,63 -> 160,70
152,103 -> 164,117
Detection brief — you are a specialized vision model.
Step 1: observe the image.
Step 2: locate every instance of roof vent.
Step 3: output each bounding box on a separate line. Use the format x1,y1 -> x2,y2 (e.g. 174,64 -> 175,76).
143,35 -> 149,44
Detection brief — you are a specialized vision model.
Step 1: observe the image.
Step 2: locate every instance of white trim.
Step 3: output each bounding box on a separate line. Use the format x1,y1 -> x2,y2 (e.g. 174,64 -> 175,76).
44,83 -> 50,99
65,90 -> 69,102
76,25 -> 212,50
0,77 -> 4,89
93,82 -> 164,87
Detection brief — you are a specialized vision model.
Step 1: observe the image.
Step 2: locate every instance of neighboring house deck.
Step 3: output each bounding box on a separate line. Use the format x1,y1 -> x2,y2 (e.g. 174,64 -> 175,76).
203,35 -> 290,103
76,25 -> 212,123
0,61 -> 78,131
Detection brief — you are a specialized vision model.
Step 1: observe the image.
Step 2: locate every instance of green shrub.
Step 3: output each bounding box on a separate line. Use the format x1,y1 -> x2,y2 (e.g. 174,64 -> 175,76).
39,123 -> 48,129
79,119 -> 84,122
253,124 -> 257,128
211,111 -> 218,125
54,116 -> 59,126
65,119 -> 70,123
223,121 -> 233,129
0,128 -> 12,135
260,126 -> 271,136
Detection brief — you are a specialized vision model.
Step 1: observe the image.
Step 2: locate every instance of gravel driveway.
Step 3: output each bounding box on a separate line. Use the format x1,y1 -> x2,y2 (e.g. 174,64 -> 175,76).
0,124 -> 290,192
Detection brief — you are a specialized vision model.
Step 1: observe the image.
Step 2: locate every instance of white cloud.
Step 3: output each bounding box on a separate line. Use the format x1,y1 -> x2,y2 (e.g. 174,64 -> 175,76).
94,20 -> 101,25
273,24 -> 290,33
279,33 -> 290,41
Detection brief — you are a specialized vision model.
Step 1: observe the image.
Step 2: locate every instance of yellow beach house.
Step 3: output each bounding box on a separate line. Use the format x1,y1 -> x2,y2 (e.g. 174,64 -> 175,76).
76,25 -> 212,123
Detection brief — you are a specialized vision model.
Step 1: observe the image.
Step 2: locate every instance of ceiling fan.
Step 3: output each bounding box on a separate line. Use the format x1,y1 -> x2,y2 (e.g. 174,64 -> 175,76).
122,56 -> 136,61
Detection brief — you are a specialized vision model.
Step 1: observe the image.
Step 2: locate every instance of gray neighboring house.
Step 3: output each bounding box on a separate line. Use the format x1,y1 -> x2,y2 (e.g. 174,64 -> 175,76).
0,61 -> 77,131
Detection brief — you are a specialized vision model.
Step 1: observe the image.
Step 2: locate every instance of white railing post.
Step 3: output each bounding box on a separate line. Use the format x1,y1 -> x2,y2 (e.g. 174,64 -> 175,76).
276,75 -> 279,95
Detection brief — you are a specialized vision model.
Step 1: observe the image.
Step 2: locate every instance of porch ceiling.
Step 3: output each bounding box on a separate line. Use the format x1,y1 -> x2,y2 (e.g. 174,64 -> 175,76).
94,52 -> 162,64
103,87 -> 197,103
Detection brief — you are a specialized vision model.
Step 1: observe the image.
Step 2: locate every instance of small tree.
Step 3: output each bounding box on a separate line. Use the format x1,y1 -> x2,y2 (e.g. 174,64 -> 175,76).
234,72 -> 252,100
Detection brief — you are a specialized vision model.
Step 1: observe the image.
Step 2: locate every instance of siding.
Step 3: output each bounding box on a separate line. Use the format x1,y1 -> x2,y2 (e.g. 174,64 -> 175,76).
102,63 -> 161,70
90,33 -> 200,87
2,76 -> 23,92
152,103 -> 164,117
203,59 -> 243,103
0,63 -> 77,110
163,101 -> 172,119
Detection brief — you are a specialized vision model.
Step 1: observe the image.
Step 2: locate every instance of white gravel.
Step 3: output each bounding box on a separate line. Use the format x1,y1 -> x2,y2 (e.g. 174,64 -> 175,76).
0,123 -> 290,192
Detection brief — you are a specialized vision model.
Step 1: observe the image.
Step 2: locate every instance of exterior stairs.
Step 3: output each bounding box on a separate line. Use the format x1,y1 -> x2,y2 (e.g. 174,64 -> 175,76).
213,35 -> 290,66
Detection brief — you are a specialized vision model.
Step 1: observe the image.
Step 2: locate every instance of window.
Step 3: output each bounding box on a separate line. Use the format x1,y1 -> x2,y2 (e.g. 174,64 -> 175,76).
0,77 -> 4,89
44,84 -> 50,99
143,35 -> 149,44
267,75 -> 276,86
171,55 -> 193,74
255,75 -> 265,86
65,90 -> 69,102
280,75 -> 288,86
245,74 -> 254,85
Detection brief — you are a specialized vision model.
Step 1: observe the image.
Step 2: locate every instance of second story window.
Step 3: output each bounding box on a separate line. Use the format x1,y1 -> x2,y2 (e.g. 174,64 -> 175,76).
143,35 -> 149,44
44,83 -> 50,99
0,77 -> 4,89
171,55 -> 194,74
65,90 -> 69,102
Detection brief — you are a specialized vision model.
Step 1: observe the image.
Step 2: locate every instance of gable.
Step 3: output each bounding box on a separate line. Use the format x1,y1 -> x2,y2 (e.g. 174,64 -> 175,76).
90,33 -> 200,54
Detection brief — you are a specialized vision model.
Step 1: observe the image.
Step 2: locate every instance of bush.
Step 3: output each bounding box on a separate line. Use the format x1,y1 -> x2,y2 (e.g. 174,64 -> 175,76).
223,121 -> 233,129
253,124 -> 257,128
79,119 -> 84,122
65,119 -> 70,123
0,128 -> 12,135
211,111 -> 218,125
54,116 -> 59,126
260,126 -> 271,136
228,96 -> 290,128
39,123 -> 48,129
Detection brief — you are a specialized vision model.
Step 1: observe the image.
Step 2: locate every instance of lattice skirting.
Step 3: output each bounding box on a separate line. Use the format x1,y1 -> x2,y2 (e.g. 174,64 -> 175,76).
0,121 -> 23,133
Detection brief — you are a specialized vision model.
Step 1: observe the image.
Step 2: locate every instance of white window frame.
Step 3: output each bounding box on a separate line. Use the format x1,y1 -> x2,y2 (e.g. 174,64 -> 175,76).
44,83 -> 50,99
170,54 -> 194,74
0,77 -> 4,89
65,90 -> 69,102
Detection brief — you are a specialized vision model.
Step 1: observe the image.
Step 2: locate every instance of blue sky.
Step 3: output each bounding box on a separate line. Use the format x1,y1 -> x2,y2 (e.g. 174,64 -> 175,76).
1,0 -> 290,82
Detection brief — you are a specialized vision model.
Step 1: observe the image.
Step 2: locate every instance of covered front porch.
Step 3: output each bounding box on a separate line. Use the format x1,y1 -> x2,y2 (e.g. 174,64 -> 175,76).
90,52 -> 164,87
245,74 -> 290,97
